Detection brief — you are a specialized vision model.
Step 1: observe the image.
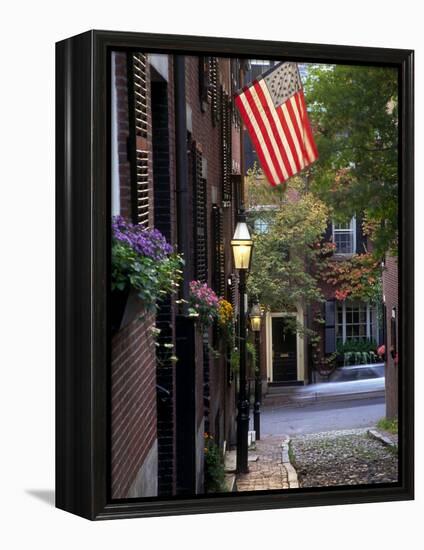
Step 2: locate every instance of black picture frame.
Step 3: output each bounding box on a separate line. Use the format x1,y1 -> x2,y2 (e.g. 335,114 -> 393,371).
56,30 -> 414,520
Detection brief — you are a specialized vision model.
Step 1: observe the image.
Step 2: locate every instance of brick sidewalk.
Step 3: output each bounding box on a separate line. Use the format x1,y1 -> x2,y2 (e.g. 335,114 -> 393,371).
236,435 -> 292,491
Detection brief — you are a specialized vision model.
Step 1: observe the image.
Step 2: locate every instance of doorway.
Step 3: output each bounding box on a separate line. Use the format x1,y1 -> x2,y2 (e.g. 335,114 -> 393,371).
271,316 -> 298,383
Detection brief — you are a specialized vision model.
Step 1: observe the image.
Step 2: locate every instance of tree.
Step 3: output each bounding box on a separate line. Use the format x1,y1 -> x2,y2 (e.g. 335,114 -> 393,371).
304,64 -> 398,257
247,172 -> 330,314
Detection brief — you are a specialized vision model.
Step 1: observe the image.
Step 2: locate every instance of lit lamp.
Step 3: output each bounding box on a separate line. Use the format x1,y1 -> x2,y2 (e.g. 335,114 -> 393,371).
249,301 -> 262,441
250,302 -> 262,332
231,217 -> 253,270
231,208 -> 253,474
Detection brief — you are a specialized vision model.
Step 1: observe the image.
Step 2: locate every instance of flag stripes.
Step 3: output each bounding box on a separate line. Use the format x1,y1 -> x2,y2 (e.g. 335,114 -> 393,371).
235,63 -> 318,186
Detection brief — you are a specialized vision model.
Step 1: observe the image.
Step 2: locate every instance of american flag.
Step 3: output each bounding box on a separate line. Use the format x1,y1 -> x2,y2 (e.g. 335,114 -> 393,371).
235,62 -> 318,186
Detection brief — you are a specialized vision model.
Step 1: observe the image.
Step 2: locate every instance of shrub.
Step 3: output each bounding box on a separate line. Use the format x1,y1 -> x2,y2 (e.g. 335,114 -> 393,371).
204,433 -> 226,493
336,339 -> 377,354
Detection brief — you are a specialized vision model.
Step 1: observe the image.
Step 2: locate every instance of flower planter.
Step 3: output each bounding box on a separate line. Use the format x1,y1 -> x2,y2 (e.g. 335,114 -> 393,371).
111,287 -> 130,334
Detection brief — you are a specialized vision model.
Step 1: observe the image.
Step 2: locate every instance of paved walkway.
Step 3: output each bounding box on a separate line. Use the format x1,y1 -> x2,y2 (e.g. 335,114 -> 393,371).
235,435 -> 292,491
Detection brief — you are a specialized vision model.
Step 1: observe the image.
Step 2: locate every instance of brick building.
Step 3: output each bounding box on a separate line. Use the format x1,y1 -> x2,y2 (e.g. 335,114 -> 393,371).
110,52 -> 243,498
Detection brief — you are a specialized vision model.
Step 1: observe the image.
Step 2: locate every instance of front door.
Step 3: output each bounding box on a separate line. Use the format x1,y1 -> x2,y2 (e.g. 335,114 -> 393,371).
272,317 -> 297,383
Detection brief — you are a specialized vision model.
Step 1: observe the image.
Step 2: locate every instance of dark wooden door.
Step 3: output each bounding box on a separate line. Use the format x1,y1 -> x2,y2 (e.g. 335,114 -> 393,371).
272,317 -> 297,382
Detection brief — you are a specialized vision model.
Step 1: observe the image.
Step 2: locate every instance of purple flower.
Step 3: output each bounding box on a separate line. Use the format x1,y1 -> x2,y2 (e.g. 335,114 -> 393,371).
112,216 -> 173,261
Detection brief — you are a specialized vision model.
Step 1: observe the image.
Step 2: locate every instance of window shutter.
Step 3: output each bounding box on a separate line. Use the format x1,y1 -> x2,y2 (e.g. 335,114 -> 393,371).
355,213 -> 365,254
230,59 -> 241,128
128,53 -> 151,228
209,57 -> 220,126
198,57 -> 210,112
324,300 -> 336,353
212,204 -> 225,297
193,144 -> 208,283
221,88 -> 232,205
324,221 -> 333,243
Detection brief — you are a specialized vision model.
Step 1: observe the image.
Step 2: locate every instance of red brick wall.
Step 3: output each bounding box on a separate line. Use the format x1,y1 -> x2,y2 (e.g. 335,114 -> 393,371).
111,52 -> 158,498
111,311 -> 157,498
383,255 -> 398,419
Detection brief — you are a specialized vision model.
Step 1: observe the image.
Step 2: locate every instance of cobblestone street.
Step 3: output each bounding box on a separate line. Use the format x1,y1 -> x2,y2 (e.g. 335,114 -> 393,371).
290,428 -> 398,488
234,427 -> 398,492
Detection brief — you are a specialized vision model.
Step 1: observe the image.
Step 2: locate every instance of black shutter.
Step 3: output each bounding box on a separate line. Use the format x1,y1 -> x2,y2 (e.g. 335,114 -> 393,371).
212,204 -> 226,297
127,53 -> 151,228
193,144 -> 208,283
221,88 -> 232,205
324,221 -> 333,243
198,56 -> 210,112
324,300 -> 336,353
209,57 -> 220,126
355,213 -> 365,254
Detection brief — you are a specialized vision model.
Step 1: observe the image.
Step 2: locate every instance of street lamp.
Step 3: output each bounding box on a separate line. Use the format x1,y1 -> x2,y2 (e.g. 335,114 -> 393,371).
231,208 -> 253,474
250,302 -> 262,441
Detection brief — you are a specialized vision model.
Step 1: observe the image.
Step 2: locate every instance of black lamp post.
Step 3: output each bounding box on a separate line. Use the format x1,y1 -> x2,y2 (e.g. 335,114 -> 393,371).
250,302 -> 262,441
231,208 -> 253,474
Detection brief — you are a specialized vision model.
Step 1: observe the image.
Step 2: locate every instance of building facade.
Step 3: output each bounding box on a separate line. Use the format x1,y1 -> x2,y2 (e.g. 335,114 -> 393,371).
110,52 -> 243,498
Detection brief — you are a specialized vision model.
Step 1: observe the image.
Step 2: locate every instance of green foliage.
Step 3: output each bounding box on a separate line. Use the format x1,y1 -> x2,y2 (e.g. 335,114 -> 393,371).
204,434 -> 226,493
304,64 -> 398,257
376,417 -> 398,434
336,339 -> 377,354
111,240 -> 184,311
337,339 -> 379,366
247,177 -> 329,312
246,162 -> 290,208
230,341 -> 257,377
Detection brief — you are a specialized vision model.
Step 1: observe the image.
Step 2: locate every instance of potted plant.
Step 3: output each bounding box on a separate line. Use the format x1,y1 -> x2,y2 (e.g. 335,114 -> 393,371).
111,216 -> 184,332
188,280 -> 220,329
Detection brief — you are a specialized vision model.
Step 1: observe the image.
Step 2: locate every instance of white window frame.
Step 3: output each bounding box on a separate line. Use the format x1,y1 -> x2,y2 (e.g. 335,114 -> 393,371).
332,216 -> 356,256
336,301 -> 378,344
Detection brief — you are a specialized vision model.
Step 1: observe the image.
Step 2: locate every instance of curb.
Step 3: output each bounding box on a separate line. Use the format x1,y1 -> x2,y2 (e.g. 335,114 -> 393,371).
280,437 -> 299,489
367,428 -> 397,448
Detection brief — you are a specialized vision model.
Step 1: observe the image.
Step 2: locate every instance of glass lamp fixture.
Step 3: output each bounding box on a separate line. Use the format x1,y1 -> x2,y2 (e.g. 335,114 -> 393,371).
231,219 -> 253,270
250,302 -> 262,332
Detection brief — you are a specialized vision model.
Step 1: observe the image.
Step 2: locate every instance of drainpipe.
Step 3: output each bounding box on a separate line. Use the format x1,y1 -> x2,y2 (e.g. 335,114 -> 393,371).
174,55 -> 190,311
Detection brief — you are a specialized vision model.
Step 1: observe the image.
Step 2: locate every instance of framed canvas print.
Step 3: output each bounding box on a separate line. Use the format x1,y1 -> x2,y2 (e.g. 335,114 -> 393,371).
56,30 -> 414,520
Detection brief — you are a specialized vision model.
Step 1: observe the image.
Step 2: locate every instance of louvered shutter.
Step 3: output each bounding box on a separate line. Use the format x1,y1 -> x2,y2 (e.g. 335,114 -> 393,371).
324,221 -> 333,243
221,88 -> 232,205
212,204 -> 225,297
230,59 -> 241,128
193,144 -> 208,283
355,213 -> 365,254
209,57 -> 220,126
198,57 -> 210,112
128,53 -> 151,228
